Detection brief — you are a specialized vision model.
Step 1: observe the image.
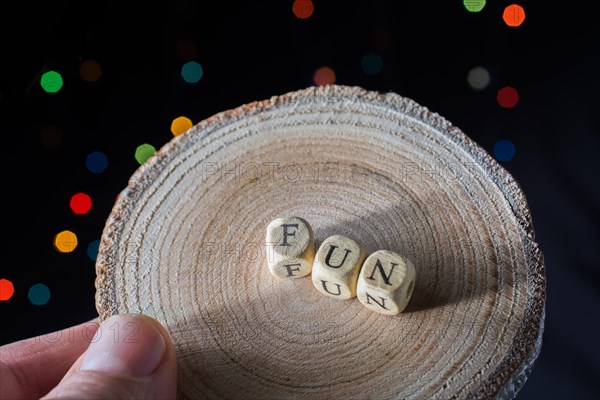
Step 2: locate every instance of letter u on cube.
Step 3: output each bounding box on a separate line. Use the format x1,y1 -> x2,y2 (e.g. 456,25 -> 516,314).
312,235 -> 368,300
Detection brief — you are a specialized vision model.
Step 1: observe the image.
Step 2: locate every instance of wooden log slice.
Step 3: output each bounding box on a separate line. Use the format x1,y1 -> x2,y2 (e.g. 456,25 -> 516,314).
95,85 -> 545,399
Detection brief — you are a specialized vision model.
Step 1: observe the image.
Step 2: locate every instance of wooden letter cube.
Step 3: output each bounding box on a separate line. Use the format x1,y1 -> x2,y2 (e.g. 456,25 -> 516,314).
312,235 -> 367,300
265,216 -> 315,278
357,250 -> 416,315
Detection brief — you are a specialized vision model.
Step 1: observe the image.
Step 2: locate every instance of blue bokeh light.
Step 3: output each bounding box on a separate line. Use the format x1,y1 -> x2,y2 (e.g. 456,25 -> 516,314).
493,139 -> 516,162
86,151 -> 108,173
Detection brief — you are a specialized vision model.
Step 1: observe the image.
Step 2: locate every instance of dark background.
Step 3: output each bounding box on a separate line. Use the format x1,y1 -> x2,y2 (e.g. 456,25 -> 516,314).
1,1 -> 598,398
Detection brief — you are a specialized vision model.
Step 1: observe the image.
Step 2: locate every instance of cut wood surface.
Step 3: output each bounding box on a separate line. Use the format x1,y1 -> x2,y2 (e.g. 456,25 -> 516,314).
95,85 -> 545,399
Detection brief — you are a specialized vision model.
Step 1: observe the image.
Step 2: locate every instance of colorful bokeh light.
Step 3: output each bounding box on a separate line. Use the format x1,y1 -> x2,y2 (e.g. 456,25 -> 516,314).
54,230 -> 78,253
181,61 -> 203,83
80,60 -> 103,82
503,4 -> 525,27
28,283 -> 51,306
361,53 -> 383,75
176,38 -> 198,60
467,66 -> 490,90
135,144 -> 156,165
493,139 -> 516,161
314,66 -> 336,86
463,0 -> 486,12
86,151 -> 108,173
40,126 -> 63,148
87,239 -> 101,262
497,86 -> 519,108
40,71 -> 63,93
0,278 -> 15,301
293,0 -> 314,19
171,116 -> 193,136
70,192 -> 92,215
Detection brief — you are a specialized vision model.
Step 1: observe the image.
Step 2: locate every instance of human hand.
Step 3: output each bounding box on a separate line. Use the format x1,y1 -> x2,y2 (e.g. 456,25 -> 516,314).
0,313 -> 177,399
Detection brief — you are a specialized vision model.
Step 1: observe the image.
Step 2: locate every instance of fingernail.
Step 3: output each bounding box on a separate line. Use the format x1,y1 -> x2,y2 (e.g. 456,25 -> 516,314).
81,314 -> 166,377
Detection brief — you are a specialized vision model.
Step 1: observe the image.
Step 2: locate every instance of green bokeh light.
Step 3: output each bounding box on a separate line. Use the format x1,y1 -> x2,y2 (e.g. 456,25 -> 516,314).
135,144 -> 156,165
463,0 -> 486,12
40,71 -> 63,93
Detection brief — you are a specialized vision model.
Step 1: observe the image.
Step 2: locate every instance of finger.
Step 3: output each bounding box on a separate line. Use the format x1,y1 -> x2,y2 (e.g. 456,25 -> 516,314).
0,318 -> 100,400
42,313 -> 177,400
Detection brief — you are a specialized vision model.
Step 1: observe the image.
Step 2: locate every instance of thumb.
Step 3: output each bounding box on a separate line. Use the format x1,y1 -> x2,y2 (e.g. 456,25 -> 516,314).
42,314 -> 177,400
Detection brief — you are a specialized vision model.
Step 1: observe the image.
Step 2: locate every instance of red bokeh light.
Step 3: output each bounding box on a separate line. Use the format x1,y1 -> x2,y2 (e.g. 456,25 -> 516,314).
293,0 -> 314,19
497,86 -> 519,108
314,67 -> 336,86
0,278 -> 15,301
503,4 -> 526,27
70,192 -> 93,215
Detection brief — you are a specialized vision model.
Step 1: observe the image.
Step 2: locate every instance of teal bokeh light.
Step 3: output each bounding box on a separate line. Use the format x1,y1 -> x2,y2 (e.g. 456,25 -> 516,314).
181,61 -> 203,83
28,283 -> 51,305
361,53 -> 383,76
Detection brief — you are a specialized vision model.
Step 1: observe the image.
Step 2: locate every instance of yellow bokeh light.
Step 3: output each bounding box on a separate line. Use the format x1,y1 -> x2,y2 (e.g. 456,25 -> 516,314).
54,230 -> 78,253
171,116 -> 193,136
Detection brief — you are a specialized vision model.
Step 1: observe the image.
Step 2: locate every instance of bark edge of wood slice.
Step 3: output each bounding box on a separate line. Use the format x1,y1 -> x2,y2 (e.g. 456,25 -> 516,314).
95,85 -> 546,400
